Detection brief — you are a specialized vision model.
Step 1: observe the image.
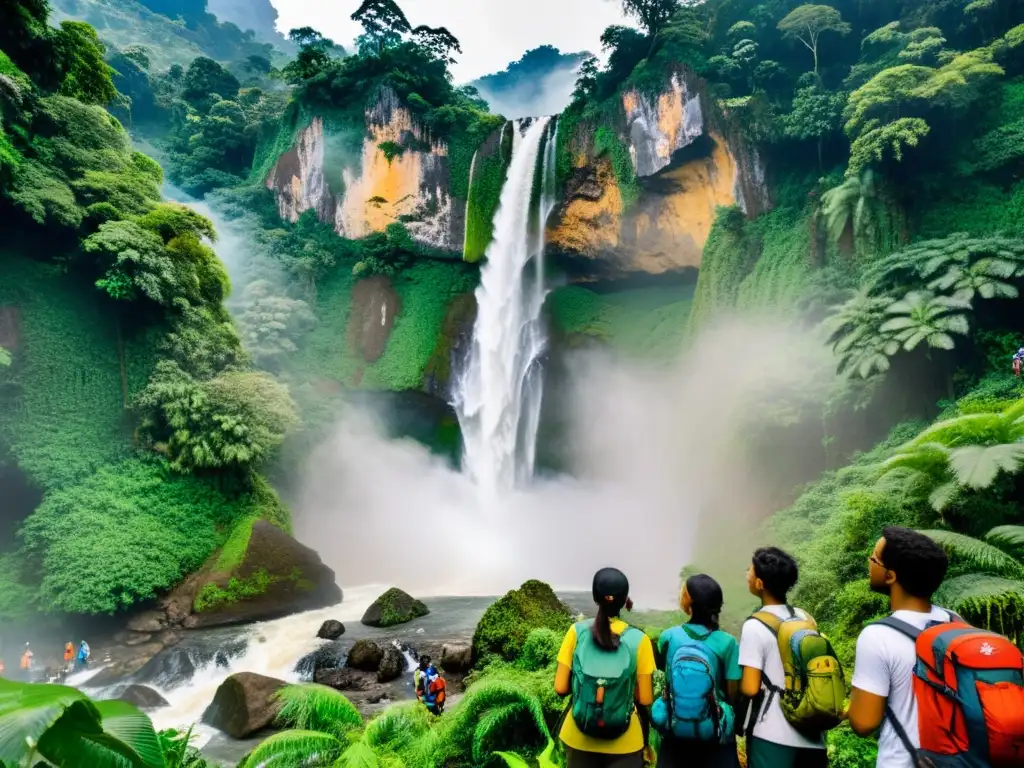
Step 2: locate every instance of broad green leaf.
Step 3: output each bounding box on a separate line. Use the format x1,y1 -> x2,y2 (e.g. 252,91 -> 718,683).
37,699 -> 144,768
0,680 -> 89,765
495,752 -> 531,768
94,701 -> 165,768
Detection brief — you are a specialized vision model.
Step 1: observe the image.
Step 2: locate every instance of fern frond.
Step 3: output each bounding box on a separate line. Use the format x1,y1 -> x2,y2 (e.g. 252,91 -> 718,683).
472,703 -> 524,764
948,443 -> 1024,489
276,684 -> 363,738
921,531 -> 1024,579
985,526 -> 1024,560
238,729 -> 343,768
333,742 -> 379,768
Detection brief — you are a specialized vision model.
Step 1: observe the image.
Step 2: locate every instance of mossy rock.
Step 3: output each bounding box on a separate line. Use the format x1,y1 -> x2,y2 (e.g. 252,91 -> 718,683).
182,520 -> 343,628
360,587 -> 429,628
471,580 -> 574,667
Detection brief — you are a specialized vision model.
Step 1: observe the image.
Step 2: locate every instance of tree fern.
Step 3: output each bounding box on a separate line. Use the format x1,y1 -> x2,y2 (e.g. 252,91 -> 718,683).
933,573 -> 1024,643
275,685 -> 363,738
238,729 -> 344,768
920,530 -> 1024,579
948,443 -> 1024,489
985,526 -> 1024,559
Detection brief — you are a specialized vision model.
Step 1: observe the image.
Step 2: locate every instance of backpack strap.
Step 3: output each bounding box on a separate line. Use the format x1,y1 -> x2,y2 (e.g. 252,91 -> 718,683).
884,705 -> 918,760
749,611 -> 783,636
873,616 -> 923,641
680,624 -> 714,642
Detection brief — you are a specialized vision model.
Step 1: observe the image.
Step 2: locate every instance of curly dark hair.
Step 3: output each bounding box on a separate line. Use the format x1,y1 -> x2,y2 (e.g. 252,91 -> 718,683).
882,526 -> 949,599
752,547 -> 799,601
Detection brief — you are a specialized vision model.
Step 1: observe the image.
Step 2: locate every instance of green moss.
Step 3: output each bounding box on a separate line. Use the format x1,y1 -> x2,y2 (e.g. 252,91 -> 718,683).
471,580 -> 574,667
288,259 -> 478,393
593,126 -> 638,210
0,255 -> 136,490
215,516 -> 256,572
547,283 -> 695,358
193,568 -> 278,613
463,124 -> 512,263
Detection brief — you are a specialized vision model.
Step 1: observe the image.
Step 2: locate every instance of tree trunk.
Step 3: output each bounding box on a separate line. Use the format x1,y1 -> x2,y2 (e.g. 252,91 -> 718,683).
817,136 -> 824,172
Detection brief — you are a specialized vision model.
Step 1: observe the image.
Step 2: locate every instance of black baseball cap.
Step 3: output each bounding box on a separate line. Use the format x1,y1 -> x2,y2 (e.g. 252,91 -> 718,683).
593,567 -> 629,604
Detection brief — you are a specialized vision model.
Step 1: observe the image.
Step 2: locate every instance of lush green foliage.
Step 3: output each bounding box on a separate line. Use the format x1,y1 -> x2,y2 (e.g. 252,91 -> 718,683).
0,679 -> 165,768
471,580 -> 575,667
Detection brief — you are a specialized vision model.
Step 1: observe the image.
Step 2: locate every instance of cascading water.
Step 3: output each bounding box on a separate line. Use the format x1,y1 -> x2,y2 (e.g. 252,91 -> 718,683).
455,116 -> 558,497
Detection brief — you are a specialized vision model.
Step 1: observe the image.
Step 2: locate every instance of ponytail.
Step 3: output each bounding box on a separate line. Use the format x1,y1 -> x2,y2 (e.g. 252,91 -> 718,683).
686,574 -> 724,631
591,601 -> 621,650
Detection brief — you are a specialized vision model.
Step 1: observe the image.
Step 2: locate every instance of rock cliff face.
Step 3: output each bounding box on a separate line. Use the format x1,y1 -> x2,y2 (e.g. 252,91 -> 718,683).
549,69 -> 770,278
266,87 -> 463,253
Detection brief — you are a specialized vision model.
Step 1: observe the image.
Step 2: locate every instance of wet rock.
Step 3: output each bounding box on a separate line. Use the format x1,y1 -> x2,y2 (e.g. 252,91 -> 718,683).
346,640 -> 383,672
133,647 -> 196,690
295,642 -> 344,680
315,668 -> 370,692
440,643 -> 472,673
127,611 -> 165,633
182,521 -> 343,629
124,633 -> 153,647
361,588 -> 429,628
376,647 -> 405,683
367,692 -> 389,704
317,620 -> 345,640
201,672 -> 286,739
117,684 -> 169,710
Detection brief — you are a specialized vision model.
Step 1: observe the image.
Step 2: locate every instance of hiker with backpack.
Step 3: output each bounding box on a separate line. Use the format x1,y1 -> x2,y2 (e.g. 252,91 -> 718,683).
554,567 -> 655,768
738,547 -> 845,768
652,573 -> 741,768
848,526 -> 1024,766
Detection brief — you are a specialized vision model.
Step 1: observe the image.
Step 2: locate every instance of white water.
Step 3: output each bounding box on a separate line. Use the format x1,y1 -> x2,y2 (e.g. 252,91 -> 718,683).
455,117 -> 556,497
462,149 -> 478,259
106,585 -> 385,744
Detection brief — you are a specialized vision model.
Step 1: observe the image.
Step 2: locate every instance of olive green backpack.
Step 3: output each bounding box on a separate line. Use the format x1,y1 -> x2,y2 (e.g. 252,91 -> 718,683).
751,608 -> 846,734
569,619 -> 644,739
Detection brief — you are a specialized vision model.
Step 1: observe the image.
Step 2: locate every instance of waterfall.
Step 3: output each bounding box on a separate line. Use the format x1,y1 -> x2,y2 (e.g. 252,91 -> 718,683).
462,149 -> 478,259
455,116 -> 557,497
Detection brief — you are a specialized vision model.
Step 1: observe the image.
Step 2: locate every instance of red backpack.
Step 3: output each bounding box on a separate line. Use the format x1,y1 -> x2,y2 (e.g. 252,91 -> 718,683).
877,613 -> 1024,766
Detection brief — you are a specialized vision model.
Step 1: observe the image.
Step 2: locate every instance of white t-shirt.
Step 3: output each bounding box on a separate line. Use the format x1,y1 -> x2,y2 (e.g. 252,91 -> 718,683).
851,605 -> 953,768
738,604 -> 826,749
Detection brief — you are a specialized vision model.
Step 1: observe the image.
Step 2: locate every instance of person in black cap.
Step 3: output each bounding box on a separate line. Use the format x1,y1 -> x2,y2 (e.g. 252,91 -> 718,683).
554,567 -> 655,767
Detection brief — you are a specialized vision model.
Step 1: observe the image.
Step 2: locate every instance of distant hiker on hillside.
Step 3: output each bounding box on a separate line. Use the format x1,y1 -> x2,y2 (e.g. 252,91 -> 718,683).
76,640 -> 90,671
653,573 -> 741,768
554,567 -> 655,768
848,527 -> 1024,767
1013,347 -> 1024,376
738,547 -> 844,768
63,642 -> 74,669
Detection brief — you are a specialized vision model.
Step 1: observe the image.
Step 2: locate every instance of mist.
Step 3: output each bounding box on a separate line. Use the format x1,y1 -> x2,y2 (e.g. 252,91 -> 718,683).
474,64 -> 583,119
293,317 -> 834,609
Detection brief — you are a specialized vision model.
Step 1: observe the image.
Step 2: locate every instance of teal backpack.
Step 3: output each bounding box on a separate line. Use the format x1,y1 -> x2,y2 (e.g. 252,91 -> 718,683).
570,619 -> 644,739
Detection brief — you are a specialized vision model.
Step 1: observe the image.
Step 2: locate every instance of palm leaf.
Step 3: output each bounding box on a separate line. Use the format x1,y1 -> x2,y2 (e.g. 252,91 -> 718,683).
985,526 -> 1024,559
238,730 -> 343,768
94,701 -> 164,768
37,699 -> 149,768
921,530 -> 1024,579
0,680 -> 90,765
948,443 -> 1024,489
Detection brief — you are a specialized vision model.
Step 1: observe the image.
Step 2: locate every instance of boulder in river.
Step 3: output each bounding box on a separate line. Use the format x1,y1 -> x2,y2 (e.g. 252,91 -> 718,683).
201,672 -> 286,739
317,620 -> 345,640
315,668 -> 370,691
162,520 -> 343,630
376,647 -> 405,683
346,639 -> 383,672
441,643 -> 472,673
116,684 -> 169,710
361,588 -> 429,628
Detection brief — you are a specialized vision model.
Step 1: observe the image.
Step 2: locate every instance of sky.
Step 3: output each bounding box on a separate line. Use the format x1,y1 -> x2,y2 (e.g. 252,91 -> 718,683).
270,0 -> 630,83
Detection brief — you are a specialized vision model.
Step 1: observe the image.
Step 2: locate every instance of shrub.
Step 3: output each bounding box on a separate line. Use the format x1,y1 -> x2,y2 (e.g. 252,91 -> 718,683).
517,628 -> 561,672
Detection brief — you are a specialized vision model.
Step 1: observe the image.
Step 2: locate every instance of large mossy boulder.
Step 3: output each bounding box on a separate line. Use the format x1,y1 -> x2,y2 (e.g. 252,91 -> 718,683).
471,580 -> 574,666
201,672 -> 286,738
170,519 -> 342,629
360,587 -> 429,628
